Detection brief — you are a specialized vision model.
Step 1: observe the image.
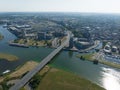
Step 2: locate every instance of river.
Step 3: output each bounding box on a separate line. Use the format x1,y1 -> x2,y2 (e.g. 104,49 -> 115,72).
0,25 -> 120,90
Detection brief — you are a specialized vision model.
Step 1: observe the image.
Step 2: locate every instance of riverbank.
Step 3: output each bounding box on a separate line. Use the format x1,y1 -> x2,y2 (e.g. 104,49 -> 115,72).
76,53 -> 120,69
0,61 -> 39,90
12,38 -> 51,47
0,61 -> 38,83
0,53 -> 18,61
9,61 -> 38,78
0,60 -> 105,90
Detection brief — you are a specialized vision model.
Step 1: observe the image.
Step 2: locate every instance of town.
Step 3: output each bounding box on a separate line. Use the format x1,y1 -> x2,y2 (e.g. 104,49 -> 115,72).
0,13 -> 120,90
1,13 -> 120,53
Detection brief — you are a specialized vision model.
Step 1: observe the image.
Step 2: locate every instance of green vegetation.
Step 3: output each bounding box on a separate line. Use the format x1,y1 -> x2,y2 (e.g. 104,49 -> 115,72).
29,66 -> 50,89
13,38 -> 52,47
76,53 -> 120,69
76,53 -> 94,61
72,31 -> 83,38
0,53 -> 18,61
102,41 -> 107,48
37,68 -> 105,90
100,60 -> 120,69
29,74 -> 42,89
45,40 -> 52,47
0,64 -> 105,90
0,61 -> 38,89
20,87 -> 26,90
0,79 -> 13,90
0,81 -> 9,90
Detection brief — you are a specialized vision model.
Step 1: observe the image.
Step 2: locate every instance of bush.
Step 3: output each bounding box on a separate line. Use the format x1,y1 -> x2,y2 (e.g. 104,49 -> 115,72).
80,56 -> 85,60
29,74 -> 42,89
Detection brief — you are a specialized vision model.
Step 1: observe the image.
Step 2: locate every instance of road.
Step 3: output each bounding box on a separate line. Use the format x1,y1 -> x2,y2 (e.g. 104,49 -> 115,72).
9,31 -> 70,90
79,40 -> 100,53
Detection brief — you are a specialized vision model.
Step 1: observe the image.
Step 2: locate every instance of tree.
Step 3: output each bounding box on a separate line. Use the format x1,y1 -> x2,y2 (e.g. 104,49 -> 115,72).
80,56 -> 85,60
29,74 -> 42,89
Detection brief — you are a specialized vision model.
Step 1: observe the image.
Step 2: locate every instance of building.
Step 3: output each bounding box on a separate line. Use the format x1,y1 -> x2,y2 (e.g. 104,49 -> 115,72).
37,32 -> 46,40
74,41 -> 93,50
53,31 -> 65,37
23,30 -> 37,39
112,46 -> 118,52
46,34 -> 53,40
74,37 -> 94,50
104,45 -> 111,54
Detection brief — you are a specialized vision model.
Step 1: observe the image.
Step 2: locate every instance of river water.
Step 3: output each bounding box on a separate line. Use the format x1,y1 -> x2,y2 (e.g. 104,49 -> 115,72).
0,25 -> 120,90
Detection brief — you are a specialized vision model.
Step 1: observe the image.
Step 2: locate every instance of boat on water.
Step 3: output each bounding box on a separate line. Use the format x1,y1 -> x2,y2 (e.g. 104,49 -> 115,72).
2,70 -> 10,74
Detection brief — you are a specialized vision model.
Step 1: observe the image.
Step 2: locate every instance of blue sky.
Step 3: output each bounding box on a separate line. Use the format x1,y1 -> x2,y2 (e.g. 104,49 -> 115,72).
0,0 -> 120,13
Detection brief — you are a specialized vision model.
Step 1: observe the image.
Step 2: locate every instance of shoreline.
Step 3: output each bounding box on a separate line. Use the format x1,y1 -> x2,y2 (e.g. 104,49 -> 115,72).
0,61 -> 38,83
0,61 -> 105,90
76,53 -> 120,69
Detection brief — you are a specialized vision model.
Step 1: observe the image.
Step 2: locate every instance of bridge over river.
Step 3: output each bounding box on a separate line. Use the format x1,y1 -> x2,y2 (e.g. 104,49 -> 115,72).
10,31 -> 70,90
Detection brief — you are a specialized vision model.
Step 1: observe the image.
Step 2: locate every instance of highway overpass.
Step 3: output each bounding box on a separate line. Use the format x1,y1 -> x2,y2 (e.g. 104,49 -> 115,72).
10,31 -> 70,90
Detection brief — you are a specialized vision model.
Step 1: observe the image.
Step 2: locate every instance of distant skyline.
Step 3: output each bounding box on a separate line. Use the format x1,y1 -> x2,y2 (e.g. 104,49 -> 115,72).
0,0 -> 120,13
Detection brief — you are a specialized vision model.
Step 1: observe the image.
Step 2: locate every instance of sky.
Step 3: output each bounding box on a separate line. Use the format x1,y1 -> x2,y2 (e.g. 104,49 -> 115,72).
0,0 -> 120,13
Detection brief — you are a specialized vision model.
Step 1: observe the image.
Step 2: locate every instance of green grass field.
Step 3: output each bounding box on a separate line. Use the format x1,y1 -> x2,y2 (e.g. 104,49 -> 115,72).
37,68 -> 105,90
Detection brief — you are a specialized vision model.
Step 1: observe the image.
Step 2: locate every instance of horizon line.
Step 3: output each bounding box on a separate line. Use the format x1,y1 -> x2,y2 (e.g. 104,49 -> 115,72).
0,11 -> 120,15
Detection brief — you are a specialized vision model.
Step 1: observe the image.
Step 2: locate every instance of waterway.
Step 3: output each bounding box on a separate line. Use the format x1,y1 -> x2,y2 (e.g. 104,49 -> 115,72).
0,25 -> 120,90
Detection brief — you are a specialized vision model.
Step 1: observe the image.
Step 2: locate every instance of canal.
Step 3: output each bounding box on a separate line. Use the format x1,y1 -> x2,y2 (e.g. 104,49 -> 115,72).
0,25 -> 120,90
